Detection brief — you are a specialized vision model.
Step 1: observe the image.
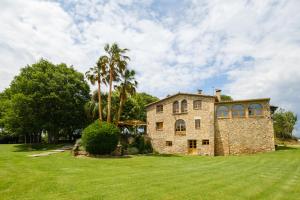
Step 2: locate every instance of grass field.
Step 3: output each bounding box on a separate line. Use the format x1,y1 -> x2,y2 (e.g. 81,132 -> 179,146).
0,144 -> 300,200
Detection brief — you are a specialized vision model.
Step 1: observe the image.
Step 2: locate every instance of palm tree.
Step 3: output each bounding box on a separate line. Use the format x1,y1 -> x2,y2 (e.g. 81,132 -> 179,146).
115,69 -> 138,124
104,43 -> 130,123
84,99 -> 98,121
85,56 -> 108,123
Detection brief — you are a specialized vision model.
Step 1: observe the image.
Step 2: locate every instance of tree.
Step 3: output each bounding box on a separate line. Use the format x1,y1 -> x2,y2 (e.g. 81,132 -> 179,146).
85,56 -> 108,123
273,109 -> 297,139
221,95 -> 233,101
104,43 -> 130,123
120,92 -> 159,122
84,91 -> 158,123
115,69 -> 138,124
1,59 -> 90,143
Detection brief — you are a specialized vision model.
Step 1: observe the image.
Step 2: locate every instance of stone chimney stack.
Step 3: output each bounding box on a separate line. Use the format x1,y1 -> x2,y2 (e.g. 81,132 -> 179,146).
197,89 -> 203,94
215,89 -> 222,102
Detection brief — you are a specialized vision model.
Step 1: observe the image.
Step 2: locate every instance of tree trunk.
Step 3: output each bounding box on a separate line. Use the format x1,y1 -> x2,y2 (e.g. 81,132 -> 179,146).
48,131 -> 53,144
97,79 -> 103,124
116,95 -> 124,125
107,67 -> 113,123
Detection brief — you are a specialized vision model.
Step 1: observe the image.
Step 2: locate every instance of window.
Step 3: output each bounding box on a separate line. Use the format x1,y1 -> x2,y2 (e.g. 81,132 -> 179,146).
232,104 -> 245,118
217,106 -> 229,118
166,141 -> 172,146
193,100 -> 202,110
156,105 -> 163,113
175,119 -> 186,133
156,122 -> 163,131
202,140 -> 209,145
195,119 -> 201,129
249,103 -> 263,116
188,140 -> 197,148
181,100 -> 188,113
173,101 -> 179,113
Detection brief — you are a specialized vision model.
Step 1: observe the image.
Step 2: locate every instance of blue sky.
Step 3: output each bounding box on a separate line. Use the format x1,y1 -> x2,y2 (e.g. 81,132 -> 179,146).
0,0 -> 300,135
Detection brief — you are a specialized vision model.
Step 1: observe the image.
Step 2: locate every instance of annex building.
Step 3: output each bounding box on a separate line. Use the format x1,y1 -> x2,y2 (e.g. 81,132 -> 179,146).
146,90 -> 275,156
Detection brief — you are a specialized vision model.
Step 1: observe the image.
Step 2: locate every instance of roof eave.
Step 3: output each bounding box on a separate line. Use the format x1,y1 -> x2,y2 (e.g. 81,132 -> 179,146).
214,98 -> 271,104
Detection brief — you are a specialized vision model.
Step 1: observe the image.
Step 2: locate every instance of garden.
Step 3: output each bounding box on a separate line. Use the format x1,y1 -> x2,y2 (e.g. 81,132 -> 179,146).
1,144 -> 300,200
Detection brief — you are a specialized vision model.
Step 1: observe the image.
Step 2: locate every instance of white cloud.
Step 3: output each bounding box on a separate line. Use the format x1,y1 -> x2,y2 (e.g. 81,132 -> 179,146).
0,0 -> 300,134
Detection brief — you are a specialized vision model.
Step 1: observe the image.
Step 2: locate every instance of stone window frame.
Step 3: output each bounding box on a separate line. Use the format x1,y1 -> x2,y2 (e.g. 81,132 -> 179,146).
156,122 -> 163,131
175,119 -> 186,135
232,104 -> 246,118
193,100 -> 202,110
166,141 -> 172,146
195,119 -> 201,129
156,104 -> 163,113
217,105 -> 230,118
248,103 -> 264,117
202,139 -> 209,145
173,101 -> 179,114
181,99 -> 188,113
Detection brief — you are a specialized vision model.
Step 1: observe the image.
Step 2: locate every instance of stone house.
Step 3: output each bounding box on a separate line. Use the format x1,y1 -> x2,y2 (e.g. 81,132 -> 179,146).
146,90 -> 275,156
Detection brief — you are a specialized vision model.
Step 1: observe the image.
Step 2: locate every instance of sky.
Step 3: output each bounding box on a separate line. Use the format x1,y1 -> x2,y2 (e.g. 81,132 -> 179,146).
0,0 -> 300,135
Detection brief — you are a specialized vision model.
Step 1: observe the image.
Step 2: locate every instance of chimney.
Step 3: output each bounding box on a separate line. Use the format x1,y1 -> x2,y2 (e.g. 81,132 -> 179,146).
215,89 -> 221,102
197,89 -> 203,94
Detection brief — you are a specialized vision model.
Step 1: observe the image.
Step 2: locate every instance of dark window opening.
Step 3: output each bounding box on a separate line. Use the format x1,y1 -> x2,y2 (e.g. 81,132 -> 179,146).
193,100 -> 202,110
156,122 -> 163,131
156,105 -> 163,113
195,119 -> 201,129
166,141 -> 172,146
202,140 -> 209,145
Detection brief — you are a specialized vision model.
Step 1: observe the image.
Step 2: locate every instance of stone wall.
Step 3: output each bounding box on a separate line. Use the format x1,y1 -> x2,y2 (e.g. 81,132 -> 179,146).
146,94 -> 215,155
215,100 -> 275,155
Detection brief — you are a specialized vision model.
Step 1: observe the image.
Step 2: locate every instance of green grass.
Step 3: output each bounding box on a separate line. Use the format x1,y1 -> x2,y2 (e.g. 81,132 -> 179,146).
0,144 -> 300,200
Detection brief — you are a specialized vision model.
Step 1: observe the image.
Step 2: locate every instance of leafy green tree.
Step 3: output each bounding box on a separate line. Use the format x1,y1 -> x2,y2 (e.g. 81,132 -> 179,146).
104,43 -> 130,123
221,95 -> 233,101
115,69 -> 138,124
85,56 -> 108,123
1,59 -> 90,143
273,109 -> 297,139
123,93 -> 159,122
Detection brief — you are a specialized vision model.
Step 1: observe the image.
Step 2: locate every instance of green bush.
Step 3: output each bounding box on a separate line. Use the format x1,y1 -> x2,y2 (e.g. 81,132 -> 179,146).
127,147 -> 139,155
132,135 -> 153,154
81,120 -> 120,155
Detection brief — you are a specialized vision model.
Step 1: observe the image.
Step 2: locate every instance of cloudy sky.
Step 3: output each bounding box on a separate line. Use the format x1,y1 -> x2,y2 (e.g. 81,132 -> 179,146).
1,0 -> 300,135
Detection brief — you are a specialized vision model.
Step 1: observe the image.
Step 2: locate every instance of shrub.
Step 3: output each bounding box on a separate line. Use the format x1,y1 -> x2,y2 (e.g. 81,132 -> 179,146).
144,140 -> 153,153
132,135 -> 153,154
127,147 -> 139,155
81,121 -> 120,155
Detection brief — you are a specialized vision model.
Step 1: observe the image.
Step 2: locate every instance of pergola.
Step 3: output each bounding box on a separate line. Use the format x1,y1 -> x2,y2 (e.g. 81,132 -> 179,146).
118,120 -> 147,135
118,120 -> 147,126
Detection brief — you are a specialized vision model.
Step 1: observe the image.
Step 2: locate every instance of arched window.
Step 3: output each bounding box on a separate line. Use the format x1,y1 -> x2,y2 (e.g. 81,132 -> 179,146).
217,106 -> 229,118
232,104 -> 245,117
175,119 -> 186,133
249,103 -> 263,116
173,101 -> 179,113
181,99 -> 187,113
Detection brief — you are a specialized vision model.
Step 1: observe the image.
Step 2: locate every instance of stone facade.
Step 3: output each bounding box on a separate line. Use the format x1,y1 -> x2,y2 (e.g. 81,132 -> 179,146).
146,92 -> 275,156
215,100 -> 275,155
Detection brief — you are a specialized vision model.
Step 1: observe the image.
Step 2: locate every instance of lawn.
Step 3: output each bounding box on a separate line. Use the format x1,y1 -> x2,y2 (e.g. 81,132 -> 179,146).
0,144 -> 300,200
